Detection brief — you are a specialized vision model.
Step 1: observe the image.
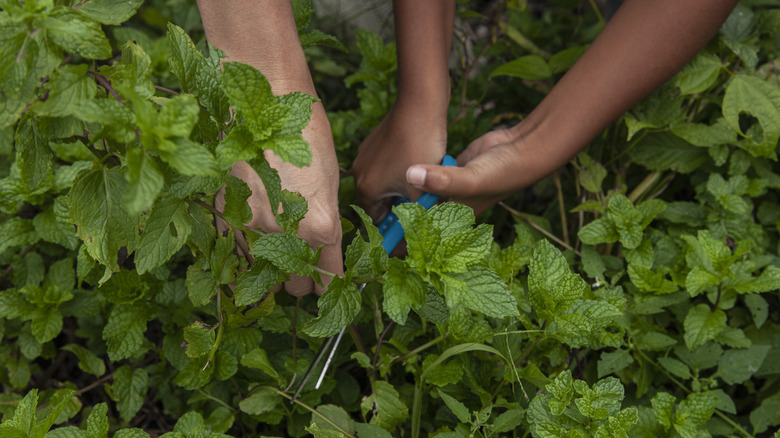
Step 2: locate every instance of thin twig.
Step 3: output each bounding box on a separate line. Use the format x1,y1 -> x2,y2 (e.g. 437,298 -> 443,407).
372,321 -> 395,367
154,85 -> 180,95
88,71 -> 124,105
499,202 -> 580,256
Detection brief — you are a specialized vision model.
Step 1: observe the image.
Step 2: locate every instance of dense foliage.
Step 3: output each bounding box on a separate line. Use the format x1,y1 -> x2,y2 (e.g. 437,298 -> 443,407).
1,0 -> 780,436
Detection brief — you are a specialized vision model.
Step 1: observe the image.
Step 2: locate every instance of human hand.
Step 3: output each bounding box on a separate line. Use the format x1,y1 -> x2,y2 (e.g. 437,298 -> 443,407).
405,127 -> 541,216
352,103 -> 448,221
216,103 -> 343,296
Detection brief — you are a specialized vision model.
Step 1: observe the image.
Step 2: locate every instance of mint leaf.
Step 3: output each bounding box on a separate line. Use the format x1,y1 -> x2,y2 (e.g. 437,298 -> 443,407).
361,381 -> 408,430
15,116 -> 53,191
435,224 -> 492,272
166,23 -> 202,93
222,176 -> 253,227
597,349 -> 634,378
69,168 -> 141,271
103,304 -> 149,361
238,388 -> 280,415
135,196 -> 192,274
76,0 -> 143,25
683,304 -> 727,349
490,55 -> 551,80
444,266 -> 519,318
382,258 -> 425,325
437,390 -> 470,423
35,10 -> 112,59
186,264 -> 218,307
723,74 -> 780,158
234,260 -> 286,306
714,345 -> 771,385
672,52 -> 722,95
528,239 -> 587,322
302,276 -> 360,337
251,232 -> 316,277
33,64 -> 96,118
62,344 -> 106,377
113,365 -> 148,423
276,190 -> 308,234
183,321 -> 215,358
85,403 -> 109,438
240,348 -> 279,380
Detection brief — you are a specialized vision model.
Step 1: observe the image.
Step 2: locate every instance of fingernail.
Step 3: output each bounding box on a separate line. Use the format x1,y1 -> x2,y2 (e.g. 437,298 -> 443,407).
407,166 -> 427,188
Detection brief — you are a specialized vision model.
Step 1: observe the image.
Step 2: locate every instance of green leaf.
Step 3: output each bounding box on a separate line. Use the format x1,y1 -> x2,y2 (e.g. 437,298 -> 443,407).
436,224 -> 493,272
578,218 -> 619,246
241,348 -> 279,379
597,349 -> 634,378
670,118 -> 737,147
657,357 -> 692,380
216,125 -> 258,166
628,132 -> 708,173
490,55 -> 551,79
251,232 -> 316,277
673,52 -> 722,95
437,390 -> 470,424
445,267 -> 519,318
113,365 -> 148,423
35,10 -> 111,59
186,264 -> 218,307
577,153 -> 607,194
113,429 -> 150,438
166,23 -> 202,93
223,176 -> 252,226
382,258 -> 425,325
234,260 -> 286,306
722,74 -> 780,158
303,276 -> 360,338
0,217 -> 38,254
69,168 -> 141,271
158,139 -> 219,177
102,304 -> 148,361
84,403 -> 109,438
259,135 -> 312,168
0,389 -> 37,436
62,344 -> 105,377
239,388 -> 280,415
76,0 -> 143,25
33,204 -> 79,251
361,381 -> 408,430
750,390 -> 780,434
31,306 -> 63,343
15,115 -> 53,191
183,321 -> 215,358
744,294 -> 768,328
276,190 -> 308,234
714,345 -> 770,385
683,304 -> 727,349
528,239 -> 587,322
135,196 -> 192,274
492,408 -> 525,434
734,265 -> 780,294
33,64 -> 96,118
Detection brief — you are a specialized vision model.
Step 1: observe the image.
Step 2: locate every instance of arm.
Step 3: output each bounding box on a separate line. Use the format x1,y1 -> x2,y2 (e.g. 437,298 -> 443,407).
351,0 -> 456,220
405,0 -> 739,214
197,0 -> 343,295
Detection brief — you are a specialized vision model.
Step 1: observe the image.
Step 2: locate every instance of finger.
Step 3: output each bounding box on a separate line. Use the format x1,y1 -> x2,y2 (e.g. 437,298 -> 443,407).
285,274 -> 314,297
406,164 -> 482,198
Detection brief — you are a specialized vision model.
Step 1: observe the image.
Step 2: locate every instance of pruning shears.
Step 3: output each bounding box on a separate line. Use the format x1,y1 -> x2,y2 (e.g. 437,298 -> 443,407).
290,154 -> 458,403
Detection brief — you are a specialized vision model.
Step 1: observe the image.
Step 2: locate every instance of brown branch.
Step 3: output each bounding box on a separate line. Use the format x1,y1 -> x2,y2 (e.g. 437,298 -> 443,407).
88,71 -> 124,105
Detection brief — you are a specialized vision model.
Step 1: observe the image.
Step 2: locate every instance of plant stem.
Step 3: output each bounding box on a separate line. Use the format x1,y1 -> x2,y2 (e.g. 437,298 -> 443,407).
588,0 -> 606,25
500,202 -> 579,256
89,71 -> 124,105
154,85 -> 180,95
266,387 -> 356,438
392,332 -> 449,365
372,321 -> 395,367
204,289 -> 225,370
627,171 -> 661,203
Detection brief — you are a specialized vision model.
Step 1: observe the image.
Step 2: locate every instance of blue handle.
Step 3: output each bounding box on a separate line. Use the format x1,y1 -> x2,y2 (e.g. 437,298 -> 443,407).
378,155 -> 457,254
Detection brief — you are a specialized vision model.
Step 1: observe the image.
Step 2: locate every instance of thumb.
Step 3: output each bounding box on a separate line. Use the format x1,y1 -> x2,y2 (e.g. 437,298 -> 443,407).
406,164 -> 479,198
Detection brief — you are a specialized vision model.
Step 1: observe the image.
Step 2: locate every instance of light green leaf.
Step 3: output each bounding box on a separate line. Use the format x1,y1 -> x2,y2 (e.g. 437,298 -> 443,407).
734,265 -> 780,294
15,116 -> 53,191
31,307 -> 63,343
113,366 -> 148,423
223,176 -> 252,226
382,258 -> 425,325
36,10 -> 111,59
158,139 -> 219,177
0,389 -> 37,436
33,64 -> 96,118
670,118 -> 737,147
577,153 -> 607,194
166,23 -> 201,93
435,224 -> 492,272
113,429 -> 150,438
629,132 -> 709,173
714,326 -> 751,349
657,357 -> 692,380
490,55 -> 551,79
750,390 -> 780,434
722,74 -> 780,158
673,52 -> 722,95
251,232 -> 316,277
683,304 -> 727,349
76,0 -> 143,25
69,168 -> 141,271
303,276 -> 360,337
578,218 -> 618,246
260,135 -> 312,168
33,205 -> 79,251
447,266 -> 519,318
276,190 -> 308,234
528,239 -> 587,322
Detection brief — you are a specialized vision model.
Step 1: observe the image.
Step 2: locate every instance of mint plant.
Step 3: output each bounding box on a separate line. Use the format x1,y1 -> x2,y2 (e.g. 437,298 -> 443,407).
1,0 -> 780,437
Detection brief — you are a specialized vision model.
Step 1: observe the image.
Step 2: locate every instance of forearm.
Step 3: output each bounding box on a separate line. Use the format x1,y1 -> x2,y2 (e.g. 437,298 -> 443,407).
195,0 -> 317,96
392,0 -> 456,117
513,0 -> 738,185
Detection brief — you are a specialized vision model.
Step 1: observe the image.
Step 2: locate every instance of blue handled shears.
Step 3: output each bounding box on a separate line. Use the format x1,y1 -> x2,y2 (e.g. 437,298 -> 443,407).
290,155 -> 457,403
